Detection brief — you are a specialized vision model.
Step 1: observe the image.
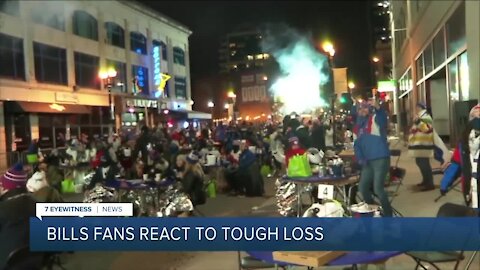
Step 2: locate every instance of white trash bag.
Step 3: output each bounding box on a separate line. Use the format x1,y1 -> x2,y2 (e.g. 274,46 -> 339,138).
302,201 -> 344,217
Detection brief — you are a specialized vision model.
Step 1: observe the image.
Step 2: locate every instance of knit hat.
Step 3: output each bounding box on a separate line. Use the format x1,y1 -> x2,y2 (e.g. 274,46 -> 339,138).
417,102 -> 427,110
186,151 -> 200,164
469,104 -> 480,121
0,163 -> 28,190
288,136 -> 300,146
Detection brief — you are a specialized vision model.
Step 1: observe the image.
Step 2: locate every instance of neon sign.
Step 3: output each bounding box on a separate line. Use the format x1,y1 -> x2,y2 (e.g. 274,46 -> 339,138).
153,46 -> 161,86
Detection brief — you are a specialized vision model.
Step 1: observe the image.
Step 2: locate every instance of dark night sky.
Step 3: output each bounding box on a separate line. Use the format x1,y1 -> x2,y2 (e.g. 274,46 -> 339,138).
143,1 -> 374,90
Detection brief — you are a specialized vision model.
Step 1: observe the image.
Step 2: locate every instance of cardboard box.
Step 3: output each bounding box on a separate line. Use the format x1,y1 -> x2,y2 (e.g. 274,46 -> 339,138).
272,251 -> 345,267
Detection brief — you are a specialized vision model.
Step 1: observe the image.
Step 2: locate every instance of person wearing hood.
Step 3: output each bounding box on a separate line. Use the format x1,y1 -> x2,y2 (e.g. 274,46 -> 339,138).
238,140 -> 264,197
408,102 -> 436,191
0,163 -> 37,269
86,153 -> 119,190
181,152 -> 207,206
353,99 -> 392,217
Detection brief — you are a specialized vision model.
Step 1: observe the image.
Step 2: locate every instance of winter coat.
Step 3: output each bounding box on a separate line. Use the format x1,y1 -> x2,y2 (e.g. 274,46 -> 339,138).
242,160 -> 264,197
310,124 -> 326,151
353,107 -> 390,162
87,165 -> 119,190
46,164 -> 64,188
181,170 -> 206,206
32,186 -> 63,203
285,148 -> 306,167
296,125 -> 312,149
408,110 -> 434,158
239,149 -> 257,170
0,188 -> 36,269
460,130 -> 480,209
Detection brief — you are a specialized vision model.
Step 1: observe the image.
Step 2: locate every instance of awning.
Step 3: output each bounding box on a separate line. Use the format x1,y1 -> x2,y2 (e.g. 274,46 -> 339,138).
187,110 -> 211,120
169,109 -> 211,120
6,102 -> 90,114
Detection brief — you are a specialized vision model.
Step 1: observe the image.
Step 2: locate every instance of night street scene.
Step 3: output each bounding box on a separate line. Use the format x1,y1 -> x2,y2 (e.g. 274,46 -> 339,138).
0,0 -> 479,269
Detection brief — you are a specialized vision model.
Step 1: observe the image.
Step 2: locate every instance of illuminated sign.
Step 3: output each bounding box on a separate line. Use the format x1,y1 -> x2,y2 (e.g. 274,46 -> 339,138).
49,104 -> 66,112
153,46 -> 161,86
126,99 -> 158,108
377,80 -> 397,92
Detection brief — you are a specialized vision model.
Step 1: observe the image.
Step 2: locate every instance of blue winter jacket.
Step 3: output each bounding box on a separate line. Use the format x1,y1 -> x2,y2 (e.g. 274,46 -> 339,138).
239,149 -> 257,170
352,106 -> 390,162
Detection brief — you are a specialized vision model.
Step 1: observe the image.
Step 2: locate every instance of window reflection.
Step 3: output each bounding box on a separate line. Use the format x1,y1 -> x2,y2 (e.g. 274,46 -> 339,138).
459,52 -> 469,101
448,60 -> 459,101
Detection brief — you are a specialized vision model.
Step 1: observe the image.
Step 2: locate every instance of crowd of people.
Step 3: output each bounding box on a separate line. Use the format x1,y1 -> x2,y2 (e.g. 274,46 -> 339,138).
0,98 -> 479,267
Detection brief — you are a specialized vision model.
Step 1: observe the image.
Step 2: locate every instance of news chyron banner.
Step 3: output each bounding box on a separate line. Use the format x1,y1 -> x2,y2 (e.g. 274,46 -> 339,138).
31,203 -> 480,251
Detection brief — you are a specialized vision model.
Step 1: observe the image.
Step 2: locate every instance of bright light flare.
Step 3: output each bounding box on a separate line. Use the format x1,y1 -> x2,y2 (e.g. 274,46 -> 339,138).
372,56 -> 380,63
348,82 -> 355,89
227,91 -> 236,98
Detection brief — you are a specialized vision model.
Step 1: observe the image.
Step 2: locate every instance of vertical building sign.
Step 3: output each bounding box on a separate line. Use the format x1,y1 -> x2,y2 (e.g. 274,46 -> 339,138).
153,46 -> 162,97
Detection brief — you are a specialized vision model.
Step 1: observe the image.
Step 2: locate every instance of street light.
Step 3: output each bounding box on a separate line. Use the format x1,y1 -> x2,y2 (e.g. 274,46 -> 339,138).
227,90 -> 237,121
348,82 -> 355,90
322,41 -> 335,57
207,101 -> 214,108
224,103 -> 229,109
372,56 -> 380,63
98,68 -> 117,121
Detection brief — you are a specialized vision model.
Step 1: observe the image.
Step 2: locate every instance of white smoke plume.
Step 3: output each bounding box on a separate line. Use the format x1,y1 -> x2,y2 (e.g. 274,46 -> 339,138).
261,24 -> 330,114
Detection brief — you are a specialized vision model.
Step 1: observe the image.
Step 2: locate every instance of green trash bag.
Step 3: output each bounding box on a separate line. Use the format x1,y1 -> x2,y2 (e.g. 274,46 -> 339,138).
287,154 -> 312,178
260,165 -> 271,178
205,180 -> 217,198
61,179 -> 75,194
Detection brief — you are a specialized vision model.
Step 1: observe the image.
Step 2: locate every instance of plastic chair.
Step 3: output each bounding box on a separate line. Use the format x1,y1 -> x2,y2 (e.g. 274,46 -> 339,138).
4,246 -> 45,270
406,203 -> 477,270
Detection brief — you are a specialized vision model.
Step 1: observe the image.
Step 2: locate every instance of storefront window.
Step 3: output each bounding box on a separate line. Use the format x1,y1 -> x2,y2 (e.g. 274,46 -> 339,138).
91,126 -> 102,140
458,52 -> 469,101
101,107 -> 112,124
69,126 -> 79,140
13,114 -> 30,151
423,44 -> 433,75
80,114 -> 90,125
448,60 -> 459,101
433,28 -> 445,69
55,127 -> 66,148
446,2 -> 466,57
39,115 -> 53,149
416,54 -> 424,80
39,126 -> 53,149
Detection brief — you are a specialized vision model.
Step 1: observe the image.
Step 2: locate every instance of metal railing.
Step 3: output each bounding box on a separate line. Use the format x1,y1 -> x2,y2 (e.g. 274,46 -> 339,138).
2,148 -> 67,170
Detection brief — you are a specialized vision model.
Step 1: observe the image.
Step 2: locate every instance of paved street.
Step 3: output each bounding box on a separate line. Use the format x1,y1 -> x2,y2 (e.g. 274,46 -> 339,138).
61,146 -> 479,270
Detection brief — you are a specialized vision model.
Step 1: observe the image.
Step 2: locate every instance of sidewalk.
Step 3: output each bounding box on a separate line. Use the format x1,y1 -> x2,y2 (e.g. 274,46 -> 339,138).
62,148 -> 479,270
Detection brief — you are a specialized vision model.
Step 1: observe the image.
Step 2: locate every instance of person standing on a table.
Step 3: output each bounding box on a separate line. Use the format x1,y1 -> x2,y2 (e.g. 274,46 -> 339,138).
353,99 -> 392,217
